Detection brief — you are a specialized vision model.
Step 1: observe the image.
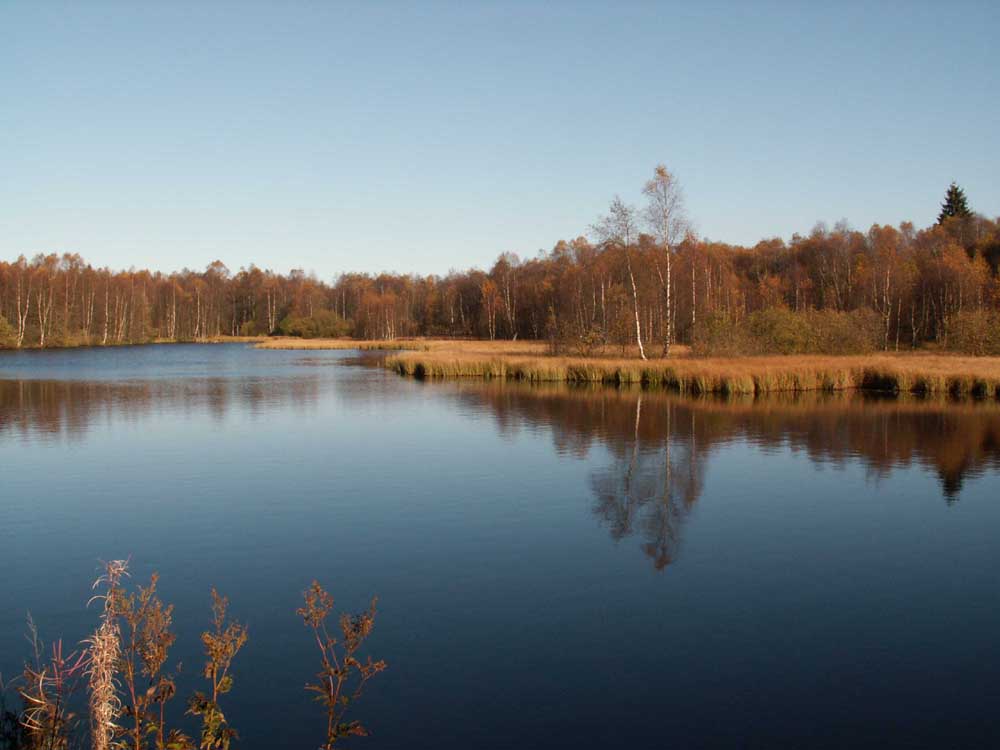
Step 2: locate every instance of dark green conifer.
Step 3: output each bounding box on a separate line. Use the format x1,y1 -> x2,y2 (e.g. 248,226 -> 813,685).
937,182 -> 972,223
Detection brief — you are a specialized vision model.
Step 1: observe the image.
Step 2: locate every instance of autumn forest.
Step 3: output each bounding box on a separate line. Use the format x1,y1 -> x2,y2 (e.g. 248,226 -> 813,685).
2,173 -> 998,355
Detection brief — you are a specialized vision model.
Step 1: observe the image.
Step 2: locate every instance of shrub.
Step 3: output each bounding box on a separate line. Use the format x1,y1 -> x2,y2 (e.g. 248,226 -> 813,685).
693,308 -> 881,356
746,307 -> 815,354
947,311 -> 1000,355
549,320 -> 605,358
276,310 -> 352,339
805,309 -> 881,355
0,315 -> 15,349
691,312 -> 750,356
239,319 -> 261,337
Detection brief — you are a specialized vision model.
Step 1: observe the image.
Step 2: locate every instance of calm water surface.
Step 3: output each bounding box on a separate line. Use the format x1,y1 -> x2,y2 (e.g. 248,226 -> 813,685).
2,344 -> 999,748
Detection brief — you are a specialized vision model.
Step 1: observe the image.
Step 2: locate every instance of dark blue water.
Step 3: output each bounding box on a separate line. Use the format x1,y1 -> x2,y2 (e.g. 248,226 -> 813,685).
2,344 -> 999,748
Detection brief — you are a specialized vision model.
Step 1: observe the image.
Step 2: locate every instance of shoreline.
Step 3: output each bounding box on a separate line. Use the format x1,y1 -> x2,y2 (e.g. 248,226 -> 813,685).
253,337 -> 429,351
6,336 -> 1000,399
382,347 -> 1000,399
0,336 -> 268,352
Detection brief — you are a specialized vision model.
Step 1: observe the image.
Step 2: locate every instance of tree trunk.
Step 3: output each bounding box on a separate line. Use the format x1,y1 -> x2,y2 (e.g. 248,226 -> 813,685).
624,245 -> 647,360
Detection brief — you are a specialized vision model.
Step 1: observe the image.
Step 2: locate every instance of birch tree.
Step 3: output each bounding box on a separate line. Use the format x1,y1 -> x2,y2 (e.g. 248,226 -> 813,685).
643,165 -> 688,356
593,197 -> 647,360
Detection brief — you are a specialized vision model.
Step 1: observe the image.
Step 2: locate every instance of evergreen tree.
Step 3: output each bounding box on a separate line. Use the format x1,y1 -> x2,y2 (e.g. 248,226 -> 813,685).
938,182 -> 972,223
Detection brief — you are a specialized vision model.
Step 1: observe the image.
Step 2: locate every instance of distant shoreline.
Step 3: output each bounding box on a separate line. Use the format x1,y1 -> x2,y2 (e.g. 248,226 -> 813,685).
6,336 -> 1000,401
0,336 -> 268,352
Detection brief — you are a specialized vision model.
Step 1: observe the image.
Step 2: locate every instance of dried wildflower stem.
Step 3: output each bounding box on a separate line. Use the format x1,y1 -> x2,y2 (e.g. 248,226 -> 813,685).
298,581 -> 386,748
19,615 -> 85,750
86,560 -> 127,750
187,589 -> 247,750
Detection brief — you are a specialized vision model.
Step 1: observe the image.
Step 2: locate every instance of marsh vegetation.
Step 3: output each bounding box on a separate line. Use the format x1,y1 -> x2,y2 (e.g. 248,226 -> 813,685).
382,341 -> 1000,399
1,562 -> 383,750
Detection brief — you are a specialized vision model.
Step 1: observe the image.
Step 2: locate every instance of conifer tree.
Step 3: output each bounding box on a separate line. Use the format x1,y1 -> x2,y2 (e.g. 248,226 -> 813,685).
937,182 -> 972,223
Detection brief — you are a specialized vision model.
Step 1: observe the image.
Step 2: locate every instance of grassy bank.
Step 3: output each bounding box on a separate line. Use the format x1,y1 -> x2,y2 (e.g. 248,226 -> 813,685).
152,335 -> 268,344
254,336 -> 431,351
1,335 -> 269,351
253,337 -> 669,356
383,343 -> 1000,398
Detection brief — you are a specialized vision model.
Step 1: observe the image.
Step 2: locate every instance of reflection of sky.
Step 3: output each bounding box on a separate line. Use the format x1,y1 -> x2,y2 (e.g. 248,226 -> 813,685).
2,346 -> 1000,749
0,344 -> 369,382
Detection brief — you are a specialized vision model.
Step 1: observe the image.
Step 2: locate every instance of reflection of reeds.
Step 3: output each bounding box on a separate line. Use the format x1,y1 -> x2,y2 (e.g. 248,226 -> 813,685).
386,347 -> 1000,399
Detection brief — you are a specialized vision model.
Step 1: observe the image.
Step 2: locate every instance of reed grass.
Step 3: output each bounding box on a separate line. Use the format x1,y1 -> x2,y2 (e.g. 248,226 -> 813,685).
384,344 -> 1000,399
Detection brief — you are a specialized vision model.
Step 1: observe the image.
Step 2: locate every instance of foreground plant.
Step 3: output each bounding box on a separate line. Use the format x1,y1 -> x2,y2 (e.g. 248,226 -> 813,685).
85,560 -> 126,750
298,582 -> 386,748
1,673 -> 26,750
18,615 -> 85,750
186,590 -> 247,750
118,572 -> 184,750
6,567 -> 386,749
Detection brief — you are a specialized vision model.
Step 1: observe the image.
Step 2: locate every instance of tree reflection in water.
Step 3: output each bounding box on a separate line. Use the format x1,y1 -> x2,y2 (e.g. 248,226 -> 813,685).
0,376 -> 323,441
4,373 -> 1000,571
458,382 -> 1000,569
588,395 -> 704,569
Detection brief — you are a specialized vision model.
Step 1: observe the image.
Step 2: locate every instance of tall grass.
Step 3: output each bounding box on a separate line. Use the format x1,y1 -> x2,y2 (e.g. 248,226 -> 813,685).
385,346 -> 1000,399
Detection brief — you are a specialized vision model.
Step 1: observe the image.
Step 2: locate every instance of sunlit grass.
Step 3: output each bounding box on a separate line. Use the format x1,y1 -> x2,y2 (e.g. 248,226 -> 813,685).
382,342 -> 1000,398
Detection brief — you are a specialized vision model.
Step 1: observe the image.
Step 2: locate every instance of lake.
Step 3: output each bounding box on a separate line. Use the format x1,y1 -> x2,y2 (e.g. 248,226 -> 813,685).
2,344 -> 999,749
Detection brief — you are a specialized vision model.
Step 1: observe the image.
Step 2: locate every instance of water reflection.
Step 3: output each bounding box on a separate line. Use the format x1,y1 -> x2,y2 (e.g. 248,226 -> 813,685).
454,383 -> 1000,568
0,376 -> 323,441
5,349 -> 1000,749
587,395 -> 702,570
5,369 -> 1000,573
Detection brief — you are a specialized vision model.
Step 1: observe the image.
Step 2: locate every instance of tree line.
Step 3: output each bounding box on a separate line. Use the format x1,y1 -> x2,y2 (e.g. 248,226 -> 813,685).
2,170 -> 997,353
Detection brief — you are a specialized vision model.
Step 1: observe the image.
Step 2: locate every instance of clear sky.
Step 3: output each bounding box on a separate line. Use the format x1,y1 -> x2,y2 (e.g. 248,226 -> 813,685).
2,1 -> 998,278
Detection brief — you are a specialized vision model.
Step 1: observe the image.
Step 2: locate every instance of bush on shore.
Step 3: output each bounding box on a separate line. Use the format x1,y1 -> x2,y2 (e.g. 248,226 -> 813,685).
947,310 -> 1000,355
0,315 -> 15,349
276,310 -> 352,339
692,308 -> 882,356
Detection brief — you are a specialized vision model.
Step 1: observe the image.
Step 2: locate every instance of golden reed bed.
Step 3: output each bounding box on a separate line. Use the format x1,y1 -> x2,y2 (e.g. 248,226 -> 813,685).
385,346 -> 1000,398
252,338 -> 1000,398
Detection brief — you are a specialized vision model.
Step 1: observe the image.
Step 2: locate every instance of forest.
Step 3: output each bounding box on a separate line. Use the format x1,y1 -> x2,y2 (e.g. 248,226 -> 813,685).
2,174 -> 998,355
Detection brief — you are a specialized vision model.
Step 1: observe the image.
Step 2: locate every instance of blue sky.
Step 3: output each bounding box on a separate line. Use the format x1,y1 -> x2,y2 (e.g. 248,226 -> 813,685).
2,1 -> 997,277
